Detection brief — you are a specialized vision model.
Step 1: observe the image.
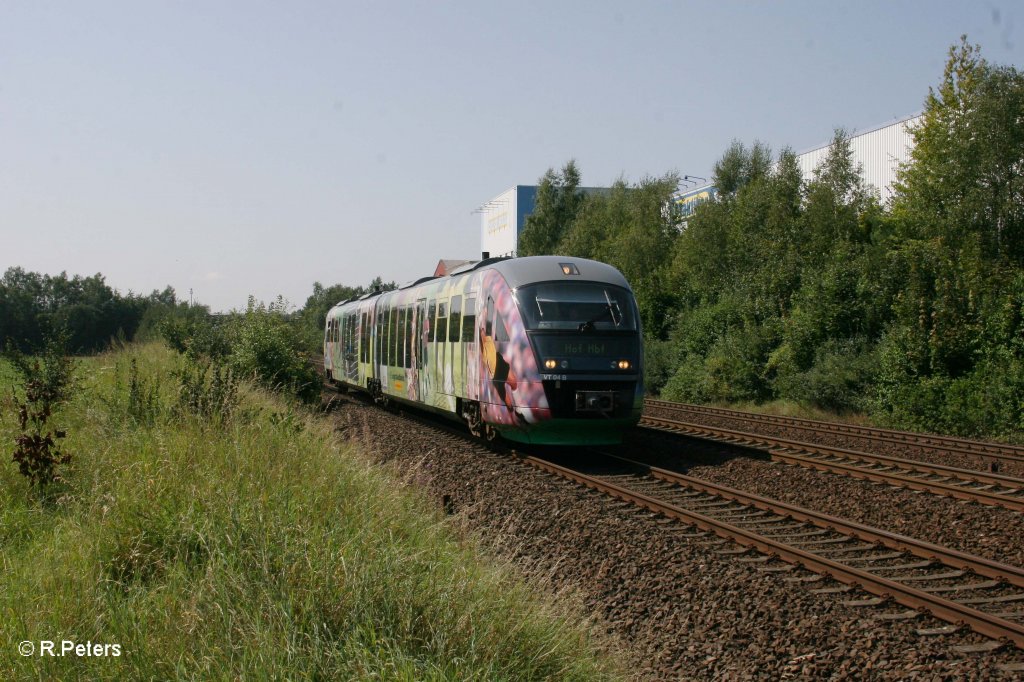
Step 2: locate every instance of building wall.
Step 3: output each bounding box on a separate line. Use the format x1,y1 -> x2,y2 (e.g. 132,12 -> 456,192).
795,114 -> 921,203
669,184 -> 717,218
478,185 -> 537,258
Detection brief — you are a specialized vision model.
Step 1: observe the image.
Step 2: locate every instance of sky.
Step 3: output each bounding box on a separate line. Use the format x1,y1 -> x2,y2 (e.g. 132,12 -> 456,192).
2,1 -> 1021,312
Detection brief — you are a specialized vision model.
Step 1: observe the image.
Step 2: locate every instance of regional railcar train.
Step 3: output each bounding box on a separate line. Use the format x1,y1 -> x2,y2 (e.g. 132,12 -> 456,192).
324,255 -> 643,445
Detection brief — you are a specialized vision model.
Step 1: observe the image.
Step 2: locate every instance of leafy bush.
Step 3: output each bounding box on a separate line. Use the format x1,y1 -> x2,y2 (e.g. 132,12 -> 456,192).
6,333 -> 77,489
774,338 -> 877,413
663,322 -> 778,404
873,352 -> 1024,439
642,337 -> 676,395
660,354 -> 711,403
156,307 -> 228,359
228,297 -> 320,404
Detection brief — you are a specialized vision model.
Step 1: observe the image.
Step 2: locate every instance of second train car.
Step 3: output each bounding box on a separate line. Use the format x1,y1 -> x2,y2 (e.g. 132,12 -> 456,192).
324,255 -> 644,445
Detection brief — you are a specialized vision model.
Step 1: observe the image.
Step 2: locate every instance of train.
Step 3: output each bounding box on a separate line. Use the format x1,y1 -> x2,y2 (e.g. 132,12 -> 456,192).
324,255 -> 644,445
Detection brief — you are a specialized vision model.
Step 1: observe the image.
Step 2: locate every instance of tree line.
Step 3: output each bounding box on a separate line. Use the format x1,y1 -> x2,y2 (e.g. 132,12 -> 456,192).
517,38 -> 1024,439
0,268 -> 181,353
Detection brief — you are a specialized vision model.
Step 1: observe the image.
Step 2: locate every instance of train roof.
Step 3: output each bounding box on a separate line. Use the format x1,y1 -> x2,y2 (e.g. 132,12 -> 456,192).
328,256 -> 632,313
479,255 -> 633,291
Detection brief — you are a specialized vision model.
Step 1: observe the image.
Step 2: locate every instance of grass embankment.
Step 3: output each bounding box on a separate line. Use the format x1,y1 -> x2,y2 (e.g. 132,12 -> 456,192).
0,343 -> 620,680
702,399 -> 876,427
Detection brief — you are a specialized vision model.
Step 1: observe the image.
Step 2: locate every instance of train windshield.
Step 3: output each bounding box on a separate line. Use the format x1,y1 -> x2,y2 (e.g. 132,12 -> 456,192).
516,282 -> 637,331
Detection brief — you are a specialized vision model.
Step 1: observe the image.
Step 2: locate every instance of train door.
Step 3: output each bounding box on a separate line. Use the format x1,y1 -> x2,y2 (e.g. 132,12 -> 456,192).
415,298 -> 427,401
387,305 -> 399,395
426,298 -> 437,398
402,305 -> 412,396
434,299 -> 448,396
342,315 -> 350,382
359,309 -> 369,387
336,313 -> 344,381
461,295 -> 477,399
349,313 -> 360,383
446,295 -> 462,395
374,302 -> 385,386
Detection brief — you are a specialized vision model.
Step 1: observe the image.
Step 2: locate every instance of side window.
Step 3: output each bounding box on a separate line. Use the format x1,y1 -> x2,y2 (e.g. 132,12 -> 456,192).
495,312 -> 509,343
436,300 -> 448,347
428,298 -> 437,342
462,297 -> 476,344
403,306 -> 413,369
389,307 -> 398,366
375,308 -> 383,364
397,308 -> 405,368
360,312 -> 369,362
449,295 -> 462,342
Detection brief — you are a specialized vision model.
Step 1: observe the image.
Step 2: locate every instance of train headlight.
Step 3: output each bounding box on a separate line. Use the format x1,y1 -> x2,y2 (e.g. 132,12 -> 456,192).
544,359 -> 557,370
617,360 -> 631,370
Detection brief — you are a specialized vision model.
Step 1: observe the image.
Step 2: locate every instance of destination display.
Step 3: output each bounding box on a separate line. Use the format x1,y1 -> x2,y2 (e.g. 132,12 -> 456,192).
532,335 -> 637,360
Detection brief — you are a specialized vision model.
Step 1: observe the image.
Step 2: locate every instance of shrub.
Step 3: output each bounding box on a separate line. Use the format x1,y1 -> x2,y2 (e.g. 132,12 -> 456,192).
774,338 -> 877,413
642,337 -> 676,395
662,322 -> 778,404
6,333 -> 77,489
227,297 -> 320,404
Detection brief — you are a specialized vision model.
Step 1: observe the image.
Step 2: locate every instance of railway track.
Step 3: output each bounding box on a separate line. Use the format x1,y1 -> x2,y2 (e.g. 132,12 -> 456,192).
639,414 -> 1024,513
517,449 -> 1024,655
647,399 -> 1024,467
320,380 -> 1024,666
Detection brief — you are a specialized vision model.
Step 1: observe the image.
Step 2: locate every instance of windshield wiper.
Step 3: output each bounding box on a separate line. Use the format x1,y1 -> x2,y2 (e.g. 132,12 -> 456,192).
577,307 -> 610,332
604,290 -> 622,326
577,292 -> 623,332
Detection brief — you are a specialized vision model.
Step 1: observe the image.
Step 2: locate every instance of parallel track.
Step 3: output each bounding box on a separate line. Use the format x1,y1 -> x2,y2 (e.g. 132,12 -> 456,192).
517,450 -> 1024,651
640,414 -> 1024,512
321,379 -> 1024,654
646,399 -> 1024,466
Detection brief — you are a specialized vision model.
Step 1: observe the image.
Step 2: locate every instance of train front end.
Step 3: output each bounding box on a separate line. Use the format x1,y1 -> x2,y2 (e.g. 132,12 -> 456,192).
478,257 -> 644,445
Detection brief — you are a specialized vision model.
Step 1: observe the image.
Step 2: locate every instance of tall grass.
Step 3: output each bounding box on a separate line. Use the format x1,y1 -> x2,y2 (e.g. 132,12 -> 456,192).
0,343 -> 620,680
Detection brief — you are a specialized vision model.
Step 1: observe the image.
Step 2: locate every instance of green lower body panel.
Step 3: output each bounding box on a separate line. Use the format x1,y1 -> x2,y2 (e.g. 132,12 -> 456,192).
498,416 -> 640,446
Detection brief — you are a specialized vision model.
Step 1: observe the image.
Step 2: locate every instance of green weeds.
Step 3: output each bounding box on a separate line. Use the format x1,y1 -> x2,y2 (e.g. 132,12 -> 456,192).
0,343 -> 620,680
6,334 -> 77,490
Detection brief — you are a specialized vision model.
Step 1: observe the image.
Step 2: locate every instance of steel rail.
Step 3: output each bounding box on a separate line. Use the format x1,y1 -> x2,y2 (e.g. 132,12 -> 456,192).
515,452 -> 1024,649
640,416 -> 1024,512
316,374 -> 1024,649
606,452 -> 1024,588
646,399 -> 1024,465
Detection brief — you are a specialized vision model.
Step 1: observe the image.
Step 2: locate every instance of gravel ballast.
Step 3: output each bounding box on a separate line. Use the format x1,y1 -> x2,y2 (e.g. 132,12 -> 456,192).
323,391 -> 1024,680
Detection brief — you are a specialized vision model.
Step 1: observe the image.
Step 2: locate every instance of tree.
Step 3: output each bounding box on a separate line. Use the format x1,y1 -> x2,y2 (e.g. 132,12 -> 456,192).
892,36 -> 1024,264
296,277 -> 396,352
712,140 -> 772,196
517,160 -> 584,256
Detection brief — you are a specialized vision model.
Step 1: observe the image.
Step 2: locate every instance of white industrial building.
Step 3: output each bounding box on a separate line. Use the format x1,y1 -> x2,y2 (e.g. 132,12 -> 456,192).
481,114 -> 922,256
794,113 -> 921,203
476,184 -> 606,259
669,112 -> 922,214
475,185 -> 538,259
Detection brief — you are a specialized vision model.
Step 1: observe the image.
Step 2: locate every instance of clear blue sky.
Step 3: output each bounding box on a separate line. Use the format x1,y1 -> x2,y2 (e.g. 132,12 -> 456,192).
2,1 -> 1021,312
